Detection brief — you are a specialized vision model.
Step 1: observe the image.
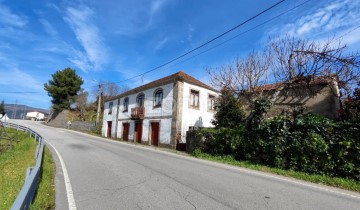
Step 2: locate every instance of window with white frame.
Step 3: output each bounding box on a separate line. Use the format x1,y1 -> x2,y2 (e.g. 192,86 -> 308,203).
153,89 -> 163,107
108,102 -> 113,114
208,95 -> 216,111
136,93 -> 145,107
123,97 -> 129,112
189,89 -> 199,108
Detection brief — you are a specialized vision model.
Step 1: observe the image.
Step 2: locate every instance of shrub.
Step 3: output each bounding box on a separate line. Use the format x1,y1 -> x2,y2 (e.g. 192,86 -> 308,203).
196,127 -> 244,156
192,113 -> 360,180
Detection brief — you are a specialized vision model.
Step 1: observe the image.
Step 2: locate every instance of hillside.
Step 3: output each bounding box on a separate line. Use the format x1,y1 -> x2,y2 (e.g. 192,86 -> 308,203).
4,104 -> 49,119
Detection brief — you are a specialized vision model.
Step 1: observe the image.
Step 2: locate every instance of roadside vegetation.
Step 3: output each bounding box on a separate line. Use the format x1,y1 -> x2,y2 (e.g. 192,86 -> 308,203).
0,129 -> 36,209
30,146 -> 55,210
0,128 -> 55,209
192,151 -> 360,192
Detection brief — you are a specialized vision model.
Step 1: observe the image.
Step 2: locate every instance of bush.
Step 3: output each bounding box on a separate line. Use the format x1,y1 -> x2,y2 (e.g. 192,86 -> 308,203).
196,127 -> 244,156
192,113 -> 360,181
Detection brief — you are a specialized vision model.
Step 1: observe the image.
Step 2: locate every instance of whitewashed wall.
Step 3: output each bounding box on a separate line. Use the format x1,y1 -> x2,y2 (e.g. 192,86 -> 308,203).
102,99 -> 119,137
117,83 -> 174,143
180,82 -> 218,142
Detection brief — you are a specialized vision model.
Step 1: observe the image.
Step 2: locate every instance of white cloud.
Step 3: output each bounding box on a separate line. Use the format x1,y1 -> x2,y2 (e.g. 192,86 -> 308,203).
268,0 -> 360,41
0,68 -> 43,92
112,0 -> 168,36
154,37 -> 169,51
64,5 -> 107,72
39,18 -> 58,38
151,0 -> 166,15
187,24 -> 195,41
0,4 -> 27,28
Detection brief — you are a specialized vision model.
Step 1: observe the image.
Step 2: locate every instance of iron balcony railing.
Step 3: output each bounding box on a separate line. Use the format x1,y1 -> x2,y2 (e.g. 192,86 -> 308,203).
131,107 -> 145,119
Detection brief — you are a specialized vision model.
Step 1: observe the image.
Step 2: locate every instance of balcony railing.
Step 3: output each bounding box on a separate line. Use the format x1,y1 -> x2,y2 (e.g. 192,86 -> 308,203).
131,107 -> 145,119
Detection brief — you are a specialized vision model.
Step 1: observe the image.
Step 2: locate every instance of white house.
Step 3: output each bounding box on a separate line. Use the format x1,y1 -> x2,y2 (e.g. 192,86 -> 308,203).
26,111 -> 46,121
102,71 -> 219,148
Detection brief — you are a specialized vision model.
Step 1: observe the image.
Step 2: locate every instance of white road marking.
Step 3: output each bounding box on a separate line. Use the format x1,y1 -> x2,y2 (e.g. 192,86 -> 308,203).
46,141 -> 77,210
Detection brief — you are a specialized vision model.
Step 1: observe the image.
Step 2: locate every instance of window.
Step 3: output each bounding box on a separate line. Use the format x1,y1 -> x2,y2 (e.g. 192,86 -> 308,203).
108,102 -> 113,115
208,95 -> 216,111
153,89 -> 163,107
136,93 -> 145,107
189,89 -> 199,108
123,97 -> 129,112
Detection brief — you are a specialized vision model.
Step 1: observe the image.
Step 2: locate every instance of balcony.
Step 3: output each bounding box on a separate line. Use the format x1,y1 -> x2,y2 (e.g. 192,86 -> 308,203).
131,107 -> 145,119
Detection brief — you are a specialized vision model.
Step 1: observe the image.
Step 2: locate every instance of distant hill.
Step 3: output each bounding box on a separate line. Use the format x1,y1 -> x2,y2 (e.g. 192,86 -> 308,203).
4,104 -> 49,119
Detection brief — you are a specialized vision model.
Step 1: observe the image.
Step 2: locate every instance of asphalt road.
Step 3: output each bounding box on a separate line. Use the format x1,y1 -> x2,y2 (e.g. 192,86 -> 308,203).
10,120 -> 360,210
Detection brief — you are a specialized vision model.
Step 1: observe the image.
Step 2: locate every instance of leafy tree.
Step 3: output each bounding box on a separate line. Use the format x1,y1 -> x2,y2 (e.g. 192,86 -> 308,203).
211,87 -> 245,128
44,68 -> 84,111
0,100 -> 5,115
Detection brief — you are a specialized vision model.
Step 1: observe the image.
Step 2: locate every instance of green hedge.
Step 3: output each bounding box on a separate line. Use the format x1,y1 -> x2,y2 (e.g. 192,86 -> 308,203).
195,114 -> 360,180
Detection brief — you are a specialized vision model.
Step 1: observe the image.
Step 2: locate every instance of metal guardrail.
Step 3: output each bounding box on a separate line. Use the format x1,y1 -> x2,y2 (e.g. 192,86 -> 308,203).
1,122 -> 45,210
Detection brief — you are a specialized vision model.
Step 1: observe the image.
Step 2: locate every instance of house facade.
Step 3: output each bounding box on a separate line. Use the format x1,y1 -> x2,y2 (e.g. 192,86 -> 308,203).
102,71 -> 219,147
240,76 -> 341,119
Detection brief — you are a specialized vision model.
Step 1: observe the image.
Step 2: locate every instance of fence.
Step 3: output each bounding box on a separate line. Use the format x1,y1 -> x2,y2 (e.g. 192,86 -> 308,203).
1,122 -> 44,210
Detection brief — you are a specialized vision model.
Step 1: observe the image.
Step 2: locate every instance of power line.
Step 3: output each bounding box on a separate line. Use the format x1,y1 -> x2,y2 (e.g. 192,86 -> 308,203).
0,91 -> 43,94
82,0 -> 286,90
144,0 -> 312,80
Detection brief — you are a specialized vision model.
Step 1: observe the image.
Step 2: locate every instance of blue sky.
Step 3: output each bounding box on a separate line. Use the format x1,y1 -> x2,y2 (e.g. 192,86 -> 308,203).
1,0 -> 359,109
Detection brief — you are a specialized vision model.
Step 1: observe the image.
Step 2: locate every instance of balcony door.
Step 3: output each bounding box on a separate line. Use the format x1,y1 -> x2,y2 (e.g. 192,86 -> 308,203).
136,93 -> 145,107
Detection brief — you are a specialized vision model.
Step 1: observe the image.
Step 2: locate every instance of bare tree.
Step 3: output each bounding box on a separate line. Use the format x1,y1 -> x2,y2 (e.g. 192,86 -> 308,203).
206,36 -> 360,127
267,36 -> 360,96
75,90 -> 88,121
207,50 -> 271,102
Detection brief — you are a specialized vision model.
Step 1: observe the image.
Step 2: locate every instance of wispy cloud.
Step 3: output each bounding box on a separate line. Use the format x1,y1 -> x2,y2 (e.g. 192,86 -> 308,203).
64,5 -> 107,72
187,24 -> 195,41
268,0 -> 360,42
0,67 -> 43,91
112,0 -> 168,36
39,18 -> 58,38
0,4 -> 27,28
154,37 -> 169,51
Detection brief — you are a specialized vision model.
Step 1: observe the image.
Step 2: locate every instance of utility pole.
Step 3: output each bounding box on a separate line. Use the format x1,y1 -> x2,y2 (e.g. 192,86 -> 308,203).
96,83 -> 102,126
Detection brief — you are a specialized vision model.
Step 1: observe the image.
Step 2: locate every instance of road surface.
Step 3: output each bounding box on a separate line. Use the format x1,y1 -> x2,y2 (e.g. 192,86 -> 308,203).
10,120 -> 360,210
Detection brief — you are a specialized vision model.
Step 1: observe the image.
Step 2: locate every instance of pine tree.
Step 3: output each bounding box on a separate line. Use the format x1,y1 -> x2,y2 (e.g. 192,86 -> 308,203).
44,68 -> 84,111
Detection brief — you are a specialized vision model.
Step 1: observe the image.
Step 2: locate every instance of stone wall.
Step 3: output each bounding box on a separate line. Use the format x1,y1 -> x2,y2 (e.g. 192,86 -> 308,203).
69,121 -> 96,132
240,84 -> 340,119
46,110 -> 96,132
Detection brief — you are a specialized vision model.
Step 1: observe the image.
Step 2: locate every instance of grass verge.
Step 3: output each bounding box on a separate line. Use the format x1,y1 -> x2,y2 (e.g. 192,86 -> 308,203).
192,151 -> 360,193
30,146 -> 55,210
0,130 -> 36,209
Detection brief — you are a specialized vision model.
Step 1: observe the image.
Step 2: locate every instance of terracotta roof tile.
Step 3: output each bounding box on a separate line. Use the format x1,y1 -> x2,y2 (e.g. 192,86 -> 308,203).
106,71 -> 218,101
254,76 -> 333,92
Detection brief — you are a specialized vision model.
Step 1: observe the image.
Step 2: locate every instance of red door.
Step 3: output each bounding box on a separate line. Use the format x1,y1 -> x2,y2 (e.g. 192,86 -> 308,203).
151,122 -> 159,146
107,121 -> 112,138
134,121 -> 142,143
122,123 -> 129,141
